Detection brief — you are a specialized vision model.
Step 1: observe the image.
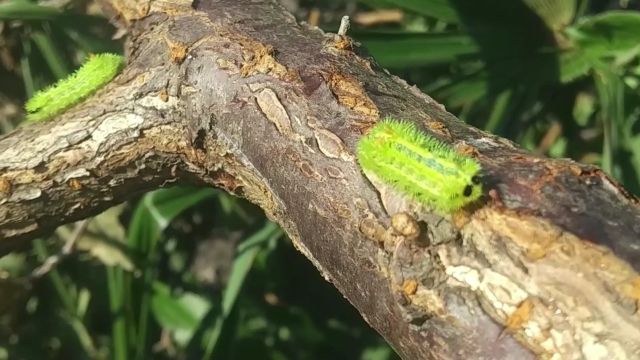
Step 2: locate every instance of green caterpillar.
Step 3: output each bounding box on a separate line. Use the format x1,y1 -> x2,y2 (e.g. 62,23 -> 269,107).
25,53 -> 124,122
357,119 -> 483,214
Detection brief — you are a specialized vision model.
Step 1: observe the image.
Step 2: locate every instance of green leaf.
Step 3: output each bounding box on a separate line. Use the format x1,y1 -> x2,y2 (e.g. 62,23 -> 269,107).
173,294 -> 213,346
559,48 -> 594,83
30,31 -> 70,79
202,221 -> 283,358
566,11 -> 640,63
594,66 -> 625,178
573,92 -> 596,127
129,186 -> 216,353
485,89 -> 513,133
20,37 -> 36,98
76,206 -> 135,271
548,137 -> 568,158
430,71 -> 488,108
151,282 -> 211,332
128,187 -> 217,252
0,253 -> 27,276
626,135 -> 640,190
107,187 -> 216,360
523,0 -> 576,31
359,33 -> 479,68
362,0 -> 459,23
32,239 -> 97,357
361,344 -> 395,360
0,0 -> 61,20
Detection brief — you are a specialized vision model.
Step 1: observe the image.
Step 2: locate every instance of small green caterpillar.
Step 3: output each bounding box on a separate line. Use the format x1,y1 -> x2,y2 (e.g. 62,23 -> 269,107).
25,53 -> 124,122
357,119 -> 483,214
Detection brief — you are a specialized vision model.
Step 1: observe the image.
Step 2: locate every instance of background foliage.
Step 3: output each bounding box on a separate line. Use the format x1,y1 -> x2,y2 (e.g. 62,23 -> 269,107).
0,0 -> 639,359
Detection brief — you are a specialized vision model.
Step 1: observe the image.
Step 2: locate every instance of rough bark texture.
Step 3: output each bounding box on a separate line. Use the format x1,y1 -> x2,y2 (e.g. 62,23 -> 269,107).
1,0 -> 640,359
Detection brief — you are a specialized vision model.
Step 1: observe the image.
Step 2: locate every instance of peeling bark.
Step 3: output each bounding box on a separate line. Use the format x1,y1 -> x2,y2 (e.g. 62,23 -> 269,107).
1,0 -> 639,359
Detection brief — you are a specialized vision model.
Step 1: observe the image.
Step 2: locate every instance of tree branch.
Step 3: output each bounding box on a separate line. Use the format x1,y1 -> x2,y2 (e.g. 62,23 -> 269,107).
1,0 -> 639,358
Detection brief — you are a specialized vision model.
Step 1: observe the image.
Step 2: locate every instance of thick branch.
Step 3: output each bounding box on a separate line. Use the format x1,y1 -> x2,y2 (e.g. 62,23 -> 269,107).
1,0 -> 639,358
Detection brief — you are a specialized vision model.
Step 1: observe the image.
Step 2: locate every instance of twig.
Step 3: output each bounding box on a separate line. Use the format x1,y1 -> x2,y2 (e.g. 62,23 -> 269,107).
337,15 -> 350,36
29,219 -> 90,279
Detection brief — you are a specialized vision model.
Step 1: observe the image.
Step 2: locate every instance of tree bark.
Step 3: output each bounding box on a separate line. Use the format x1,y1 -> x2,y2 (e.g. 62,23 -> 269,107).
1,0 -> 640,358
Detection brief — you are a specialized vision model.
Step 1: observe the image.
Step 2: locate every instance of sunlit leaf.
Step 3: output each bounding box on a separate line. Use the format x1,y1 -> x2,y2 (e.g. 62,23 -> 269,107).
566,11 -> 640,64
151,282 -> 211,333
524,0 -> 576,31
76,206 -> 135,271
573,92 -> 596,127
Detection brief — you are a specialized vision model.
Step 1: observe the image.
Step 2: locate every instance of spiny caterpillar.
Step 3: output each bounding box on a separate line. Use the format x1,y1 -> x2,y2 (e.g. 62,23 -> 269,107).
357,119 -> 483,214
25,53 -> 124,122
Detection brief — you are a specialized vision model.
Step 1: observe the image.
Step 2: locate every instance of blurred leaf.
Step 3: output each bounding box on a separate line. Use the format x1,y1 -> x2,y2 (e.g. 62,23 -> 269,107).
0,253 -> 27,275
0,1 -> 61,20
31,30 -> 70,79
202,221 -> 283,358
107,187 -> 217,360
360,32 -> 479,68
625,74 -> 639,89
78,233 -> 136,271
19,37 -> 36,98
173,294 -> 213,346
77,288 -> 90,318
32,239 -> 97,357
69,206 -> 136,271
430,71 -> 488,108
594,66 -> 624,177
128,187 -> 217,252
62,25 -> 123,55
524,0 -> 576,31
548,136 -> 568,157
106,269 -> 128,360
559,48 -> 594,83
573,92 -> 596,127
566,11 -> 640,63
88,205 -> 127,240
626,134 -> 640,187
361,344 -> 395,360
485,89 -> 512,133
130,185 -> 216,348
364,0 -> 459,23
151,283 -> 205,331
